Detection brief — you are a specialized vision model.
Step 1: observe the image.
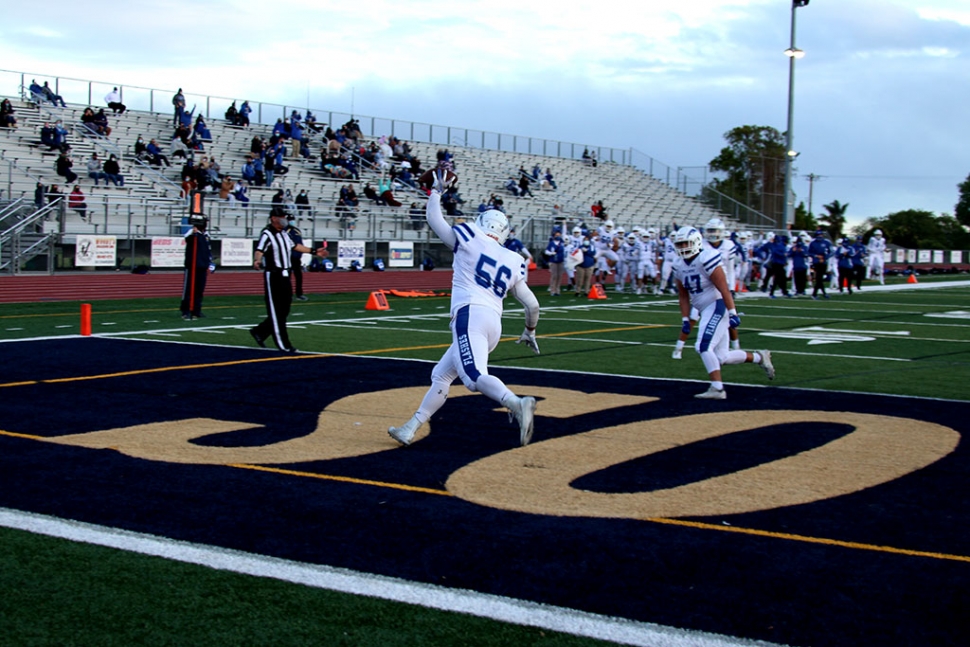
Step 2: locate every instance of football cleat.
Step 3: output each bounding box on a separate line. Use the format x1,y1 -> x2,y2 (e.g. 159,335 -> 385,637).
388,416 -> 420,446
507,396 -> 537,446
695,386 -> 726,400
671,348 -> 682,360
758,350 -> 775,380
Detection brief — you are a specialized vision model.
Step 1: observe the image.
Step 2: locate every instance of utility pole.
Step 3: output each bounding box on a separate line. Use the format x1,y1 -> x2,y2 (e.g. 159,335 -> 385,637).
805,172 -> 822,217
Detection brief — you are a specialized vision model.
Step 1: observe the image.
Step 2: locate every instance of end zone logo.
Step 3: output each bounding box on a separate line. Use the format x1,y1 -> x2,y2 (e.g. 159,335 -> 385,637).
38,385 -> 959,520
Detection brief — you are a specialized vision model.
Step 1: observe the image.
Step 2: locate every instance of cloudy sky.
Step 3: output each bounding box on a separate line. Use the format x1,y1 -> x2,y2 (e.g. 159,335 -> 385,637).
2,0 -> 968,228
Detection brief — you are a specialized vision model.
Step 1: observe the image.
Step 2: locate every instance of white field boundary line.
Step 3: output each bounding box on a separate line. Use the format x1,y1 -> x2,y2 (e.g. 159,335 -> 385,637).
0,508 -> 782,647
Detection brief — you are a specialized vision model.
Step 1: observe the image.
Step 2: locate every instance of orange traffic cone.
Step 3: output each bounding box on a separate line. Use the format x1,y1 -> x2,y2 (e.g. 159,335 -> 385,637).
365,291 -> 390,310
528,260 -> 537,271
588,283 -> 608,300
907,273 -> 918,284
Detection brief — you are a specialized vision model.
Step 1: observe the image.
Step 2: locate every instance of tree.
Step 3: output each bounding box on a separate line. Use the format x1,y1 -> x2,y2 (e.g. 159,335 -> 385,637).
869,209 -> 970,250
792,201 -> 817,232
708,125 -> 787,228
818,200 -> 848,241
956,173 -> 970,228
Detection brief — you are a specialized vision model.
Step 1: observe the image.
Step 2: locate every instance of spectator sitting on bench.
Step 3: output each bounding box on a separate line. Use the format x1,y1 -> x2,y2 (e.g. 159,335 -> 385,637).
0,99 -> 17,128
56,151 -> 78,183
105,87 -> 126,114
86,153 -> 107,185
103,154 -> 124,187
41,81 -> 67,107
194,114 -> 212,141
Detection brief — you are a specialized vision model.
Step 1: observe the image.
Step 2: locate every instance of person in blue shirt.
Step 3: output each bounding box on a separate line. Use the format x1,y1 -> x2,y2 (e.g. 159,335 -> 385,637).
851,236 -> 868,291
239,101 -> 252,127
194,115 -> 212,141
807,229 -> 833,299
544,226 -> 566,296
768,234 -> 791,298
837,238 -> 856,294
788,235 -> 811,296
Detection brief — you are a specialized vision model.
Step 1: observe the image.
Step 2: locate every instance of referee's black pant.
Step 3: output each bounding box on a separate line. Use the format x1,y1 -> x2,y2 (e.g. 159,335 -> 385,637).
180,265 -> 207,317
253,270 -> 294,351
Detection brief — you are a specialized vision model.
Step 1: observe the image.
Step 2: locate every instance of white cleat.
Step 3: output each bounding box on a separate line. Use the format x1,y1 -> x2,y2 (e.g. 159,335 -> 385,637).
758,350 -> 775,381
671,348 -> 682,360
508,396 -> 537,446
695,386 -> 726,400
388,416 -> 420,446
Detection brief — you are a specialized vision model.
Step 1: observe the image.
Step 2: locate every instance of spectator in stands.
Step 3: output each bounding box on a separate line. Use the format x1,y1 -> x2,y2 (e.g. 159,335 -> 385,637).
68,185 -> 88,221
104,87 -> 126,114
40,122 -> 56,149
56,151 -> 78,184
233,179 -> 250,206
46,184 -> 63,205
28,80 -> 46,104
80,107 -> 98,134
241,155 -> 257,184
169,132 -> 190,160
146,138 -> 171,167
239,101 -> 252,126
34,182 -> 46,209
53,120 -> 69,151
225,101 -> 239,125
290,119 -> 305,158
207,157 -> 222,186
442,188 -> 463,216
194,115 -> 212,142
295,189 -> 311,214
363,183 -> 382,205
86,153 -> 106,185
134,134 -> 148,159
103,154 -> 124,187
42,81 -> 67,107
504,177 -> 521,197
180,172 -> 197,198
532,164 -> 542,181
172,88 -> 186,126
518,172 -> 534,198
0,99 -> 17,128
219,175 -> 234,201
93,109 -> 112,138
590,200 -> 607,221
379,177 -> 402,207
305,111 -> 322,133
544,168 -> 557,190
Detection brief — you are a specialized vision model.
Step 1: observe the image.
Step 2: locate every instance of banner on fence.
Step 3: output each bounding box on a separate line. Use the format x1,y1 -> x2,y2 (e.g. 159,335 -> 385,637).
918,250 -> 932,263
388,241 -> 414,268
150,237 -> 186,268
220,239 -> 253,267
951,251 -> 964,264
75,235 -> 117,267
338,240 -> 365,269
932,250 -> 944,263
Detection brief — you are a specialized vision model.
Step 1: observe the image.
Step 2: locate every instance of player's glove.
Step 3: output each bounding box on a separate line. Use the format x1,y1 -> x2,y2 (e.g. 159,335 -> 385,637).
432,168 -> 448,195
516,328 -> 540,355
729,310 -> 741,329
681,318 -> 692,335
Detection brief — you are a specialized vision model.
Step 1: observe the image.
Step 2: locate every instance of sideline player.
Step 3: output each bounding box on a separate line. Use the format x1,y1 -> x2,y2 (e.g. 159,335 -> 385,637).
867,229 -> 886,285
389,169 -> 541,447
250,207 -> 327,352
671,226 -> 775,399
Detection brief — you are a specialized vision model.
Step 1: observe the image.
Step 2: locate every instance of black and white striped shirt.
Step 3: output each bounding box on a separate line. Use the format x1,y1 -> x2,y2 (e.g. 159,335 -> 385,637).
256,226 -> 295,272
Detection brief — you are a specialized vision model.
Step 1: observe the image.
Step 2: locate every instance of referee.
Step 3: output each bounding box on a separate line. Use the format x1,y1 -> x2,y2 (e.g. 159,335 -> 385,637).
250,207 -> 327,352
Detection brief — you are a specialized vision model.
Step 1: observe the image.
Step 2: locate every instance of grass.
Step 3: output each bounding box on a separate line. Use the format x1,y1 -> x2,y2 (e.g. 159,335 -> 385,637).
1,276 -> 969,646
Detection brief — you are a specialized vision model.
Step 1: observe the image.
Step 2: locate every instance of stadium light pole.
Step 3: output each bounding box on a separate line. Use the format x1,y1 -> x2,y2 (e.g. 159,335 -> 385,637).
783,0 -> 809,231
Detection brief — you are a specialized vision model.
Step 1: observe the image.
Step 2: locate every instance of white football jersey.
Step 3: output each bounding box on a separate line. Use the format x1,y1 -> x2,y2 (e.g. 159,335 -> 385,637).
450,221 -> 527,317
705,240 -> 735,291
620,240 -> 642,264
673,246 -> 724,312
663,237 -> 678,263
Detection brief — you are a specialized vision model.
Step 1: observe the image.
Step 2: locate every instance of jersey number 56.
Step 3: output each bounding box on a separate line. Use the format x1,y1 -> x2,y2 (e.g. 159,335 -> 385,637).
475,255 -> 512,298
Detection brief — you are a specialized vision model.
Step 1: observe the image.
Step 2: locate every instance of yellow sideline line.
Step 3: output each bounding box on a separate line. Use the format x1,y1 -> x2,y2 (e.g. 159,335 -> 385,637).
0,323 -> 661,387
645,517 -> 970,564
0,355 -> 324,388
228,463 -> 453,497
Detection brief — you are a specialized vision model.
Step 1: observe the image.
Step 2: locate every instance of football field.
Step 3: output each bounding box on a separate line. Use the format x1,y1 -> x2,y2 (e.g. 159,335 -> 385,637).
2,278 -> 969,646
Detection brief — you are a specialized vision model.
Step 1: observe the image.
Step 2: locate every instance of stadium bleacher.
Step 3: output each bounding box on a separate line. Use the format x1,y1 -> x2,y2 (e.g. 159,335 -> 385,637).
1,74 -> 733,270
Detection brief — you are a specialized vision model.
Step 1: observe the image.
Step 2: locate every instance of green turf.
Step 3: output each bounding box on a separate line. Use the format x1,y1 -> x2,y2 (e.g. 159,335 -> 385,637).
0,526 -> 612,647
1,277 -> 969,646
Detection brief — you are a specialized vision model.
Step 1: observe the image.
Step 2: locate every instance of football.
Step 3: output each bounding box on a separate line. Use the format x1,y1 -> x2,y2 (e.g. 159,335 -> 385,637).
418,168 -> 458,190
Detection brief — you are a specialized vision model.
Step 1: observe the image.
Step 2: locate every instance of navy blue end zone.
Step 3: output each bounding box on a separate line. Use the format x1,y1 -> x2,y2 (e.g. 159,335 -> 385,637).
1,338 -> 969,647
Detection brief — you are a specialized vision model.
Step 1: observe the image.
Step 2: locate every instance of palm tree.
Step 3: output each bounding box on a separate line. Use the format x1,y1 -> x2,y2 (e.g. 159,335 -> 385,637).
819,200 -> 849,240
